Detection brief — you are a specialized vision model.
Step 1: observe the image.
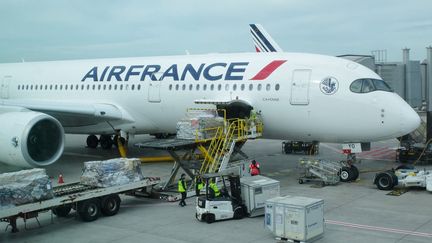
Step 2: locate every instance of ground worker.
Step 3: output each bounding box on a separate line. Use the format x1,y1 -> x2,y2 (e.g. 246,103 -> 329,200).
209,179 -> 221,198
195,176 -> 204,196
249,109 -> 257,136
178,173 -> 187,207
249,160 -> 261,176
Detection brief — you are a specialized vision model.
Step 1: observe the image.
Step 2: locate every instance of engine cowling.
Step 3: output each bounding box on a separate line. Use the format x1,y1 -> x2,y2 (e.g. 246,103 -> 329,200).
0,111 -> 64,167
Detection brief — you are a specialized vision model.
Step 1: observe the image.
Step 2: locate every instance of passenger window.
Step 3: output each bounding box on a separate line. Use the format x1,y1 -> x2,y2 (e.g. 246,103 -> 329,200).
131,84 -> 134,90
35,85 -> 38,90
241,84 -> 245,91
210,84 -> 214,91
114,84 -> 117,90
17,85 -> 20,90
55,85 -> 58,90
64,85 -> 67,90
105,84 -> 108,90
225,84 -> 229,91
257,84 -> 262,91
169,84 -> 173,90
203,84 -> 207,91
196,84 -> 200,90
275,84 -> 280,91
218,84 -> 222,91
30,85 -> 33,90
109,84 -> 112,90
137,84 -> 141,90
120,84 -> 123,90
266,84 -> 271,91
249,84 -> 253,91
182,84 -> 186,90
175,84 -> 179,90
233,84 -> 237,91
189,84 -> 193,90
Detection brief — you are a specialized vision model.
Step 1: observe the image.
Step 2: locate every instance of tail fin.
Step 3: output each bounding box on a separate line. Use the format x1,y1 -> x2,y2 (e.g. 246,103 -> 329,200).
249,24 -> 283,52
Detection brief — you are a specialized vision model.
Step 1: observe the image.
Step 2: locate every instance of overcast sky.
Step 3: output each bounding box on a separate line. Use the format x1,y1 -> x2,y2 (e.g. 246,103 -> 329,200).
0,0 -> 431,63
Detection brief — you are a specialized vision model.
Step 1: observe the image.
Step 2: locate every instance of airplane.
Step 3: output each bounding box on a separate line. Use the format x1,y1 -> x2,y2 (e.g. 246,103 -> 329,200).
0,27 -> 421,168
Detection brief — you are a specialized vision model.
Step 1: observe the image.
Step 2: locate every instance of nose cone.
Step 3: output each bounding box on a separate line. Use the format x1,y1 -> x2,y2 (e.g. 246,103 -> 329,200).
400,104 -> 421,135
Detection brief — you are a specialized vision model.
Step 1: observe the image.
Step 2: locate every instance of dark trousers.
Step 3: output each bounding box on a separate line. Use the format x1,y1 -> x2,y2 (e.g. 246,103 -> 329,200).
179,192 -> 186,206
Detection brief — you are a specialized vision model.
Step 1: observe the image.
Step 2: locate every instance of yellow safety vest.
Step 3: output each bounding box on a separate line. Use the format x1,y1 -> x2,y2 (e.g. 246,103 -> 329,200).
178,179 -> 186,192
209,182 -> 220,197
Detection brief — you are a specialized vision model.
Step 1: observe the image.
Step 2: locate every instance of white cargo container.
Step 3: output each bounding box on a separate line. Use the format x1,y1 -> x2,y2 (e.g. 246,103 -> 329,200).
265,195 -> 324,242
240,175 -> 280,217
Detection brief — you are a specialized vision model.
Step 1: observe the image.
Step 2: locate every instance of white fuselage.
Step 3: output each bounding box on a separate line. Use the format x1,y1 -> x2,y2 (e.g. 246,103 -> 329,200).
0,52 -> 420,143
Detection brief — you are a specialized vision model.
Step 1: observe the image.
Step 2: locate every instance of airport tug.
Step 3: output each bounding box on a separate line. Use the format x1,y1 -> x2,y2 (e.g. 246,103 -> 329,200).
196,170 -> 246,224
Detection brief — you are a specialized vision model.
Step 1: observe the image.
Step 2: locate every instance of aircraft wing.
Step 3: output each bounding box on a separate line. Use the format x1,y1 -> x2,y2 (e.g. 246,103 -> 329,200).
0,99 -> 131,127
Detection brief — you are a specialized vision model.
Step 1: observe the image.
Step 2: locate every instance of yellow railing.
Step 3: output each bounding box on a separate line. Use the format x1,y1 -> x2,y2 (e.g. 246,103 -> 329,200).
195,111 -> 264,174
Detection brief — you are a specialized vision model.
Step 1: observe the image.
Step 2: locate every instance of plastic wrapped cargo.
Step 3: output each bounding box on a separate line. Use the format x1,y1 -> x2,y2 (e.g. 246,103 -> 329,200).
0,168 -> 53,209
80,158 -> 144,188
176,110 -> 224,140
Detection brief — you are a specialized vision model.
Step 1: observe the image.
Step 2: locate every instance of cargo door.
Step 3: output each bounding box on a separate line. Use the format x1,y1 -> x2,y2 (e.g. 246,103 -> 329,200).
1,76 -> 11,99
290,69 -> 311,105
148,79 -> 161,103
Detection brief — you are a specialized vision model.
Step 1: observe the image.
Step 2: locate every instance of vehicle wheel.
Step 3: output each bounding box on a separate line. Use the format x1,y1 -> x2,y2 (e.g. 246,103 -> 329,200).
298,179 -> 304,184
86,135 -> 99,148
206,214 -> 215,224
395,165 -> 415,170
233,207 -> 244,219
375,172 -> 395,190
52,205 -> 72,217
100,135 -> 113,150
114,135 -> 126,147
78,199 -> 101,222
340,167 -> 352,182
101,194 -> 121,216
350,165 -> 359,181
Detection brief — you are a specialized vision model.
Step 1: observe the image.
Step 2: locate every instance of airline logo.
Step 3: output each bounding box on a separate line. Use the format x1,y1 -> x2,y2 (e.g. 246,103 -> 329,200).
82,60 -> 286,82
320,77 -> 339,95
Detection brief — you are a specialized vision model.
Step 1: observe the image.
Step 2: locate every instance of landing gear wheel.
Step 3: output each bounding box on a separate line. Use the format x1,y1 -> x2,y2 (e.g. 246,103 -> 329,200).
233,207 -> 244,219
298,179 -> 304,184
100,135 -> 113,150
350,165 -> 359,181
206,214 -> 215,224
78,199 -> 101,222
375,172 -> 395,190
86,135 -> 99,148
52,205 -> 72,217
340,167 -> 352,182
101,194 -> 121,216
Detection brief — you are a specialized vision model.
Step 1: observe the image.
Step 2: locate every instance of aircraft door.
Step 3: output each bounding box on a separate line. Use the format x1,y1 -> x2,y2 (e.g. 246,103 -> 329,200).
290,69 -> 311,105
148,79 -> 161,103
1,76 -> 11,99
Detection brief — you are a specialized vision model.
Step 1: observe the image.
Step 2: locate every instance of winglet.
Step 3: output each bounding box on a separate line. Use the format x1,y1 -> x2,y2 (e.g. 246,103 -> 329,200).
249,24 -> 283,53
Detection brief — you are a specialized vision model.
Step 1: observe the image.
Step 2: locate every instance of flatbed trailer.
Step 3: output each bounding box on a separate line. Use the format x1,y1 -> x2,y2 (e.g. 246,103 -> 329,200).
0,177 -> 160,233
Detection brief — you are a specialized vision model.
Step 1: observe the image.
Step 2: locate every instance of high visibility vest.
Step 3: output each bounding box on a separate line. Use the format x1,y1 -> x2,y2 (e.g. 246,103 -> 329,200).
197,182 -> 204,190
178,179 -> 186,192
249,163 -> 260,176
209,182 -> 220,197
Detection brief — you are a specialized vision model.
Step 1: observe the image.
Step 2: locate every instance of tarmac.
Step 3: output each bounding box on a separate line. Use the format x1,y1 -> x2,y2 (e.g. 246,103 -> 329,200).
1,135 -> 432,243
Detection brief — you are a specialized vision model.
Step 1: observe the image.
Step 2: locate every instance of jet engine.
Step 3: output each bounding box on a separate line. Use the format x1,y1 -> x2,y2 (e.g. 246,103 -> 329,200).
0,111 -> 64,167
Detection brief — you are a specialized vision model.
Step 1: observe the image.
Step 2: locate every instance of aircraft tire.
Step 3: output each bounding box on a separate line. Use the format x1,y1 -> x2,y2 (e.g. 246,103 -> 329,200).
340,167 -> 352,182
350,165 -> 359,181
100,135 -> 113,150
86,134 -> 99,148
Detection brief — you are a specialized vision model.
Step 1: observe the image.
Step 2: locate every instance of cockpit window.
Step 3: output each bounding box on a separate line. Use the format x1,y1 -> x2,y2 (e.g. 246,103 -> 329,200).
350,79 -> 393,93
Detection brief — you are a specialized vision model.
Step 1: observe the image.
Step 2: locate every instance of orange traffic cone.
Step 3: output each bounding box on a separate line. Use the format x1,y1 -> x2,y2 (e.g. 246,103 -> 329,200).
58,174 -> 64,184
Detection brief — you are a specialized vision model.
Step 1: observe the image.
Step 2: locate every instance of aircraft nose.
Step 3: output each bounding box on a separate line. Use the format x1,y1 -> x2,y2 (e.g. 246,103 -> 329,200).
400,104 -> 421,135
